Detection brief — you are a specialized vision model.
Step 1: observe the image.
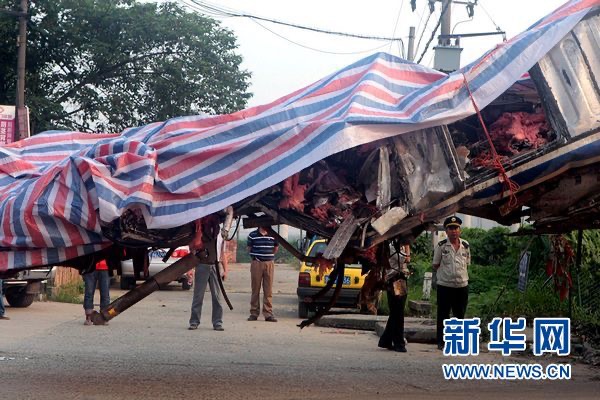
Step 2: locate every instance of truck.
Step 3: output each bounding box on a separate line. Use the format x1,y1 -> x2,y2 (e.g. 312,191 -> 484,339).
2,267 -> 53,308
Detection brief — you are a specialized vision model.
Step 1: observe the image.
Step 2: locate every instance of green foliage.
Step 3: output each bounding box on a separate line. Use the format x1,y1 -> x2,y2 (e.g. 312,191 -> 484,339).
236,240 -> 251,263
0,0 -> 251,133
462,227 -> 509,266
50,280 -> 84,304
467,263 -> 514,295
572,309 -> 600,347
410,227 -> 600,344
410,233 -> 433,262
466,280 -> 570,331
236,238 -> 301,268
566,230 -> 600,272
407,258 -> 429,290
377,282 -> 428,317
378,290 -> 389,316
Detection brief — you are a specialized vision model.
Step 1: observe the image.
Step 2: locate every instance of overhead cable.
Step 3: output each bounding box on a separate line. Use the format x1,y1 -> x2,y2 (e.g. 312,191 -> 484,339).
478,0 -> 506,39
414,7 -> 433,59
388,0 -> 406,56
250,18 -> 392,55
184,0 -> 405,43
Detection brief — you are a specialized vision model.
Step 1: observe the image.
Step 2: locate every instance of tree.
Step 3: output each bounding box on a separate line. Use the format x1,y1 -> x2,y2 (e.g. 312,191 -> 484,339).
0,0 -> 251,133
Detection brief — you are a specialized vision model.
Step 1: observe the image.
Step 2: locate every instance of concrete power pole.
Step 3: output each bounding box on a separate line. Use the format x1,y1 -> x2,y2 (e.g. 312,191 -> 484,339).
439,0 -> 452,46
407,26 -> 416,61
14,0 -> 28,142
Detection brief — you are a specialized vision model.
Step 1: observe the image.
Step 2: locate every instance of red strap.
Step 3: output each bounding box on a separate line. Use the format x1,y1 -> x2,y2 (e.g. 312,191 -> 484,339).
462,74 -> 520,209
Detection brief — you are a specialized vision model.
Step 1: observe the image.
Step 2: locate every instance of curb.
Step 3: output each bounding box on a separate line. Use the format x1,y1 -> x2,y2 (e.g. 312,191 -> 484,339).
316,314 -> 437,343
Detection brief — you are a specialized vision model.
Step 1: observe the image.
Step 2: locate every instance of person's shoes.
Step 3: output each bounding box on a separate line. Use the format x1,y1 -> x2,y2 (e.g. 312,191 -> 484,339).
265,316 -> 278,322
437,343 -> 444,350
393,345 -> 407,353
247,315 -> 258,321
378,341 -> 393,350
214,325 -> 224,331
188,323 -> 199,330
83,319 -> 93,326
0,315 -> 10,320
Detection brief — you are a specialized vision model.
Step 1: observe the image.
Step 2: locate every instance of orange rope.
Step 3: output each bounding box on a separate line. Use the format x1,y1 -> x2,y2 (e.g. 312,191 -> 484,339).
462,73 -> 520,209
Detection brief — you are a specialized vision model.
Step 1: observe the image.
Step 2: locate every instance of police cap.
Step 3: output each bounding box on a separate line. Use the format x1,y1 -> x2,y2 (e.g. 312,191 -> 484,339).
443,216 -> 462,228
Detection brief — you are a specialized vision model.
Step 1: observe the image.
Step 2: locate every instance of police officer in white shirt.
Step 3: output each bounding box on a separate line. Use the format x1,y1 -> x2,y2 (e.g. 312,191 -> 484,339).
432,216 -> 471,350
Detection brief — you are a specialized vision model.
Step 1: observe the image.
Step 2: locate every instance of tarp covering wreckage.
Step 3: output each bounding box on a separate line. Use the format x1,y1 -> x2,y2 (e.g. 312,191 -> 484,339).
0,0 -> 598,271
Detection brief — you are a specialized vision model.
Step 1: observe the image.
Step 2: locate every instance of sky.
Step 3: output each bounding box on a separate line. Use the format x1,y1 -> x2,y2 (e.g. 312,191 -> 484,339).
178,0 -> 569,107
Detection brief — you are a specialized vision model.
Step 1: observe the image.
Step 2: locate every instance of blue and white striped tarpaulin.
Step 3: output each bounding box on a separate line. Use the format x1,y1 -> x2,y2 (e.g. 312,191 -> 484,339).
1,0 -> 597,271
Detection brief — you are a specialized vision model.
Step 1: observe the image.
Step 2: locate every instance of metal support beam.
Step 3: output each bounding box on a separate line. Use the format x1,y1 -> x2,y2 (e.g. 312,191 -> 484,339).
90,253 -> 200,325
242,215 -> 277,229
264,226 -> 315,264
439,31 -> 506,39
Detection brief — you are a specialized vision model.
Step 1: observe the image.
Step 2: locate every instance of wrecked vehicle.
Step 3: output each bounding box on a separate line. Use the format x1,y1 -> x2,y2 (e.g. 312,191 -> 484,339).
0,0 -> 599,325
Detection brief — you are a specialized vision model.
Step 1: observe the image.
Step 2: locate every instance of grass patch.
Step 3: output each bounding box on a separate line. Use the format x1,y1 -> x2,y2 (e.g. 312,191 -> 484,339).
377,281 -> 430,317
51,281 -> 84,304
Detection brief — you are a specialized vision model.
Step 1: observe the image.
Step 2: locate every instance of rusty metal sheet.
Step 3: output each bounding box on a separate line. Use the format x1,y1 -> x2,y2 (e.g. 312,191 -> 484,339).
322,214 -> 359,259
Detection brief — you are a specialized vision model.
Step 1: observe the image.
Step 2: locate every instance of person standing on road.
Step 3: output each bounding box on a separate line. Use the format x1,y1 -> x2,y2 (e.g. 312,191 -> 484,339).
0,279 -> 9,320
378,244 -> 410,353
247,226 -> 279,322
432,216 -> 471,350
189,214 -> 228,331
83,259 -> 111,326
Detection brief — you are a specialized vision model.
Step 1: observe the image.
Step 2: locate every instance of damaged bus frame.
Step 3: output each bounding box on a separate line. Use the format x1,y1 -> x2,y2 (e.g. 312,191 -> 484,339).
232,9 -> 600,324
242,10 -> 600,246
33,9 -> 600,326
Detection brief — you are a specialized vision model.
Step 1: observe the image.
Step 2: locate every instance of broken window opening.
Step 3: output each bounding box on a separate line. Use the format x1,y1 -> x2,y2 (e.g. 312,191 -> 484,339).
447,80 -> 561,186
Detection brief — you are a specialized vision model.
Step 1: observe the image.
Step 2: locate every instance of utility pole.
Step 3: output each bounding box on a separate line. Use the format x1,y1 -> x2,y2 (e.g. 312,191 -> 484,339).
439,0 -> 452,46
407,26 -> 416,61
433,0 -> 463,72
14,0 -> 28,142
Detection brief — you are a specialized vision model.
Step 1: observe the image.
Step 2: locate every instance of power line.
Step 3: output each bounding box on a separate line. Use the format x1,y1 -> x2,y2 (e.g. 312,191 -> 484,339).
452,15 -> 474,34
183,0 -> 405,44
414,1 -> 429,41
388,0 -> 406,56
414,7 -> 434,59
478,0 -> 505,38
250,18 -> 392,56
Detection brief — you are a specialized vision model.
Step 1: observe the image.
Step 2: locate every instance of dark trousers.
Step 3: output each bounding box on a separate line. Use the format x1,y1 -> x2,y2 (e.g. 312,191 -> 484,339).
83,270 -> 110,311
0,279 -> 6,316
379,288 -> 407,348
436,284 -> 469,346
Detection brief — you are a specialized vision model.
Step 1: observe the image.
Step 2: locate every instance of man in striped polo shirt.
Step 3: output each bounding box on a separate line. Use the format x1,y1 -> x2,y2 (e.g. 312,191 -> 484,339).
247,226 -> 279,322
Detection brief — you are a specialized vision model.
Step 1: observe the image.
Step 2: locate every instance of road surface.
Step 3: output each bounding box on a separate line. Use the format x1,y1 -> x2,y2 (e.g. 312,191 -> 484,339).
1,263 -> 598,399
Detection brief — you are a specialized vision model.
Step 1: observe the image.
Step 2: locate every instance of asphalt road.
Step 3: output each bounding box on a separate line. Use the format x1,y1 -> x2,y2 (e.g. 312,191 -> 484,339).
1,263 -> 598,399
